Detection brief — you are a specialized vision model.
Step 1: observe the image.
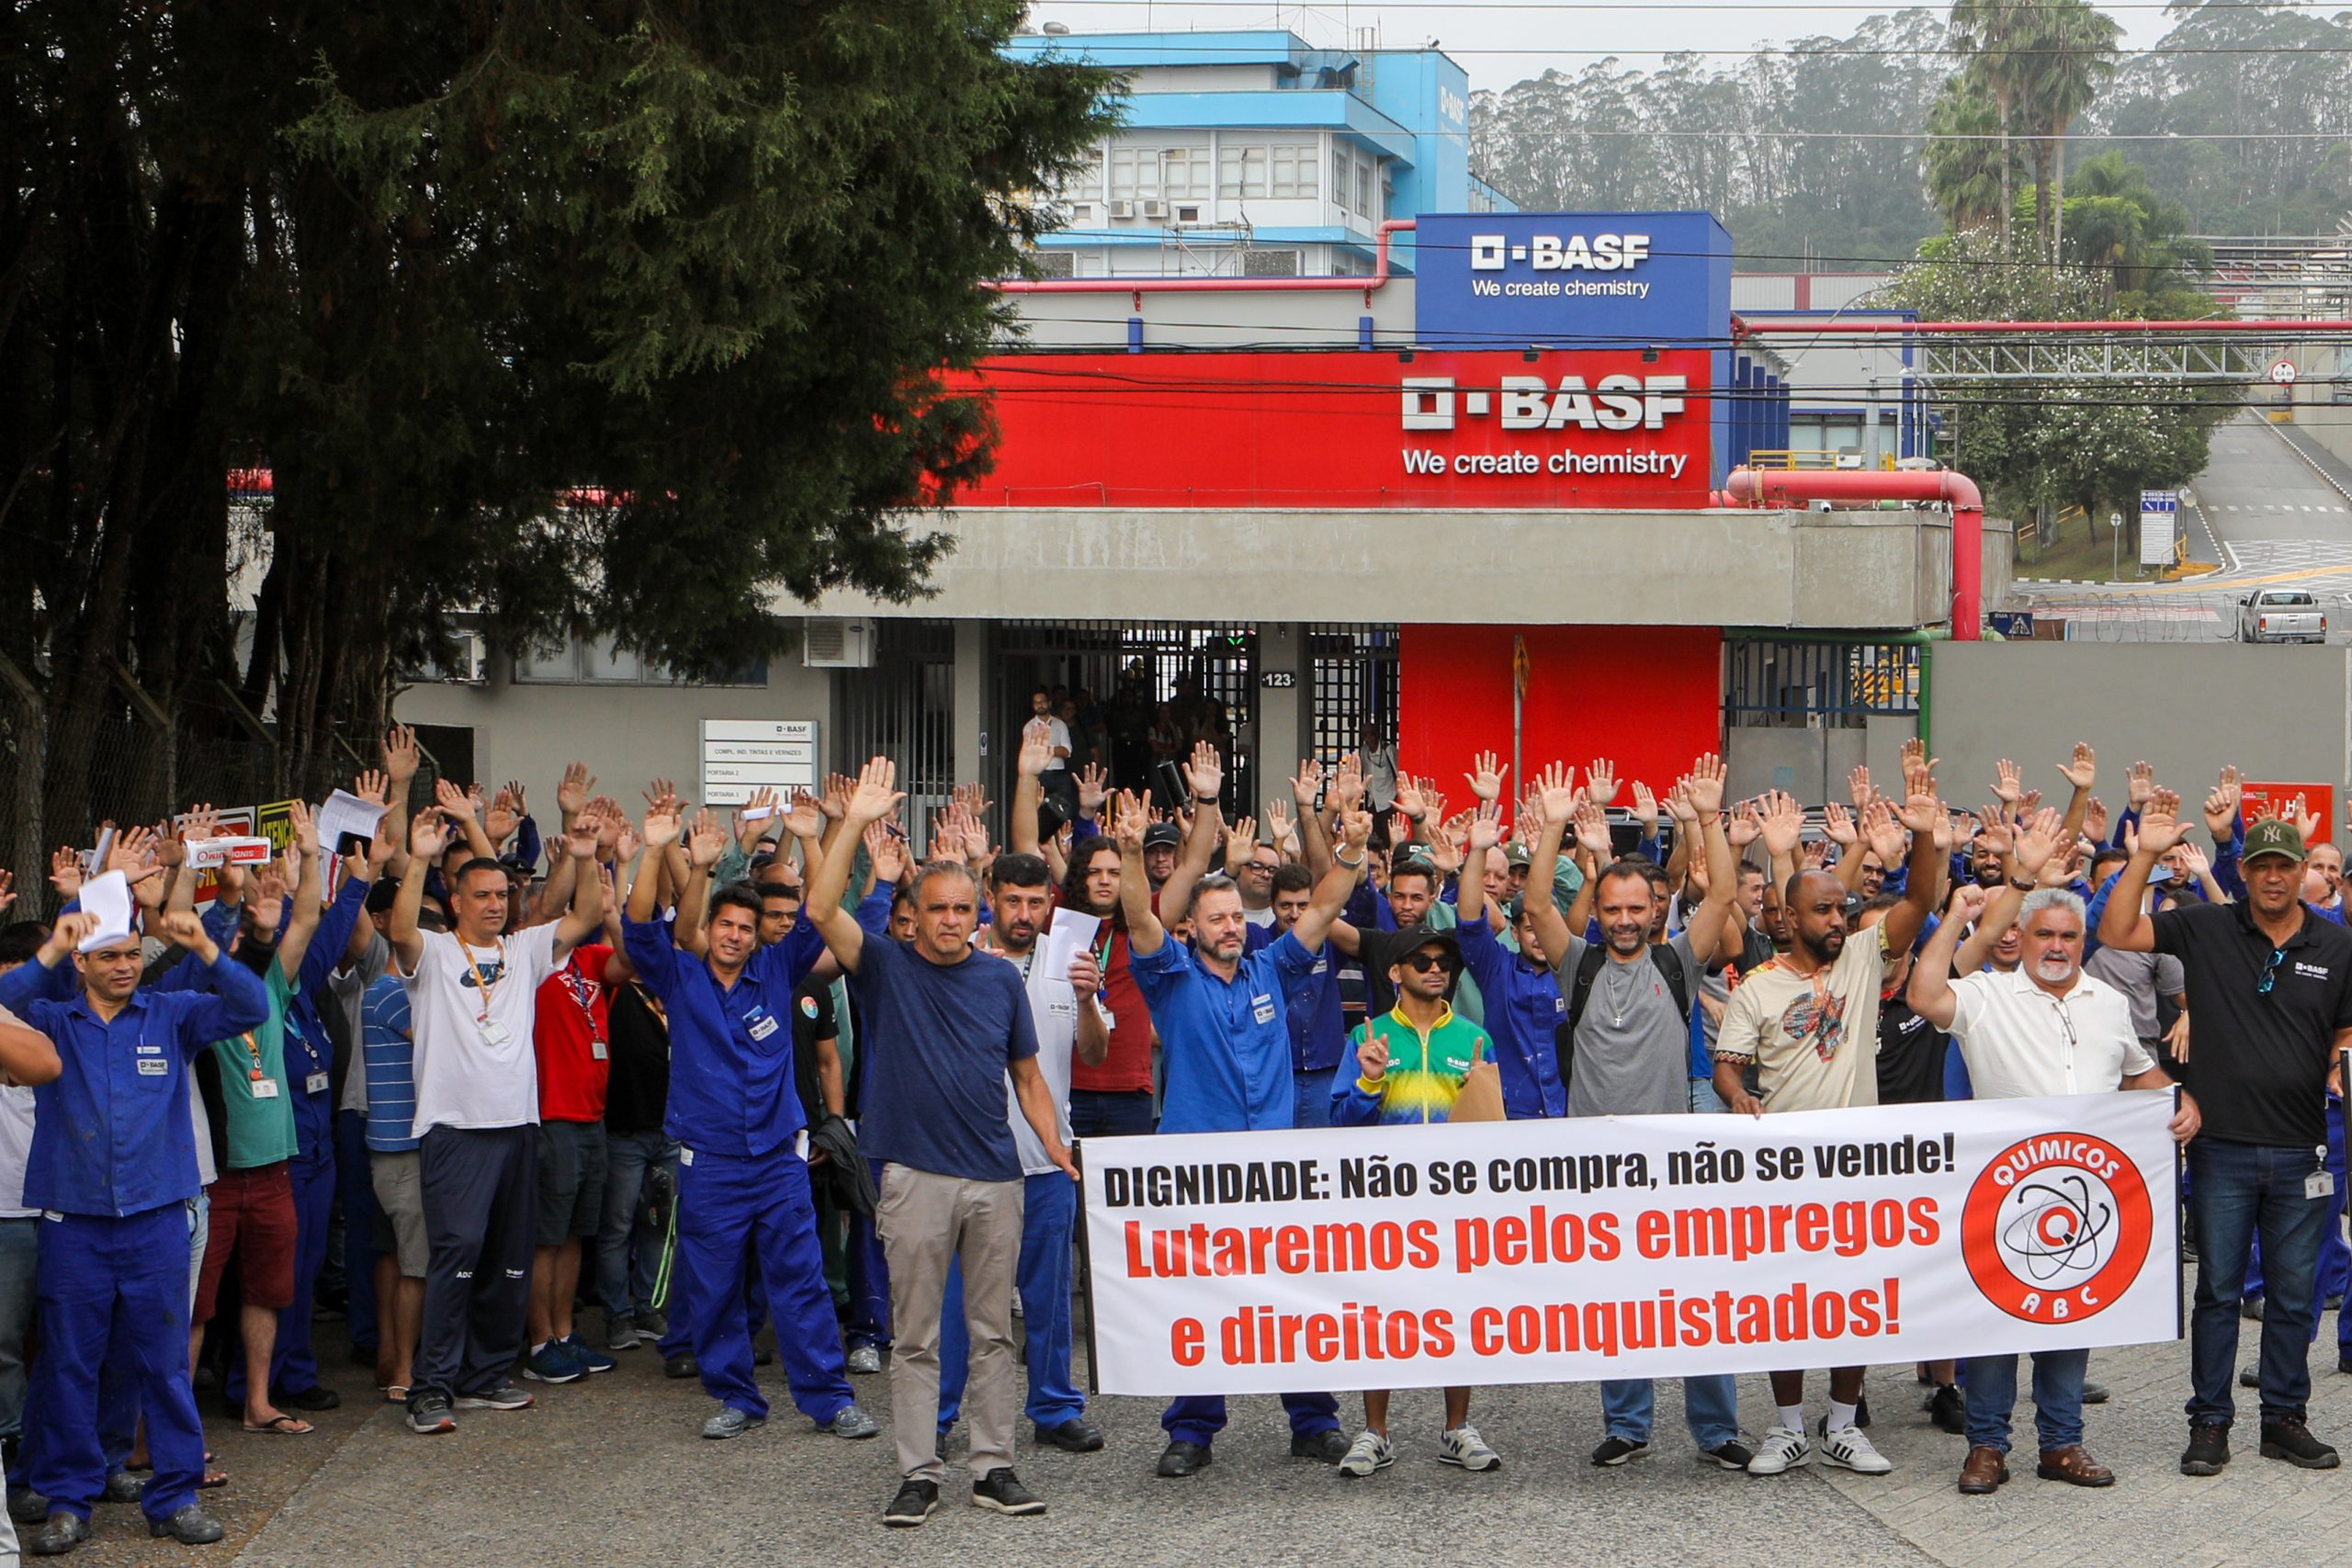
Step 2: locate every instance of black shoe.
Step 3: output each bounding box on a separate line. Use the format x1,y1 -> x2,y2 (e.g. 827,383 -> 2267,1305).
2331,1295 -> 2346,1312
1926,1383 -> 1967,1435
98,1471 -> 144,1505
972,1467 -> 1046,1516
2242,1294 -> 2266,1321
1703,1438 -> 1756,1470
1035,1418 -> 1104,1453
26,1511 -> 89,1556
148,1505 -> 225,1544
1290,1428 -> 1350,1462
2260,1416 -> 2342,1469
2082,1381 -> 2110,1404
1590,1435 -> 1648,1466
753,1344 -> 775,1368
276,1383 -> 341,1412
406,1391 -> 457,1435
1157,1439 -> 1212,1477
2240,1362 -> 2260,1389
2182,1420 -> 2231,1475
7,1489 -> 49,1526
883,1478 -> 939,1528
663,1353 -> 698,1380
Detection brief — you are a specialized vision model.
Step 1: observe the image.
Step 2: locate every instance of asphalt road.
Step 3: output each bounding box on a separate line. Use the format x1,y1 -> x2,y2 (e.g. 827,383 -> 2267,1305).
44,1275 -> 2352,1568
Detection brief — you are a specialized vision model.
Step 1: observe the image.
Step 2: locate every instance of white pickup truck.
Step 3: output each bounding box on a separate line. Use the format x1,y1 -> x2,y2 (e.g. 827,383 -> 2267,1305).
2237,588 -> 2328,644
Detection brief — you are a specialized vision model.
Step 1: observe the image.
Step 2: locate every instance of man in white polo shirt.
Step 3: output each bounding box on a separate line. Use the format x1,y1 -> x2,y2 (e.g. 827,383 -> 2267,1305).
1910,883 -> 2198,1497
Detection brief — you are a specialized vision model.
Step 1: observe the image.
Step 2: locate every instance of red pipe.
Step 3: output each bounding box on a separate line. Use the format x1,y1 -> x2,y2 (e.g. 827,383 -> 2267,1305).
1724,467 -> 1985,641
1735,315 -> 2352,339
989,220 -> 1415,298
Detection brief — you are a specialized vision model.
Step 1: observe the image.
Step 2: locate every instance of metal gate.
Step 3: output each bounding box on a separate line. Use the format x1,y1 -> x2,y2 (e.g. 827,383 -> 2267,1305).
833,618 -> 956,857
1307,623 -> 1399,768
994,620 -> 1258,808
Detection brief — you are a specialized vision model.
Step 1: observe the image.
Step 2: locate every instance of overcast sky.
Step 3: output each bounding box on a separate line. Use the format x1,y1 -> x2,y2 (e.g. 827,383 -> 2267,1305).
1023,1 -> 2177,94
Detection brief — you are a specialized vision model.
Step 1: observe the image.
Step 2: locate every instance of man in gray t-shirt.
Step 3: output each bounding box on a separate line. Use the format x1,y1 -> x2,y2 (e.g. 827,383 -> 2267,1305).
1522,756 -> 1750,1472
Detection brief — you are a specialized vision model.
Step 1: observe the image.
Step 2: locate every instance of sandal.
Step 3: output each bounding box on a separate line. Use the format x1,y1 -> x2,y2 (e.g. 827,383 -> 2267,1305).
383,1385 -> 410,1404
241,1414 -> 313,1437
199,1469 -> 230,1490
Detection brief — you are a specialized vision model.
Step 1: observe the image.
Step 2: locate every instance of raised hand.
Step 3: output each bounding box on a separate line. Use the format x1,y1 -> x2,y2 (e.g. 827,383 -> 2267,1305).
2085,795 -> 2109,844
1683,751 -> 1726,817
1662,779 -> 1699,828
353,769 -> 392,809
1182,739 -> 1223,804
1573,798 -> 1612,859
1078,762 -> 1110,815
1337,806 -> 1374,853
1111,790 -> 1152,853
435,777 -> 475,821
1289,758 -> 1325,810
734,786 -> 779,850
1466,799 -> 1503,852
1016,719 -> 1054,780
1630,781 -> 1659,836
1464,749 -> 1507,804
2126,760 -> 2155,811
2292,794 -> 2321,841
845,757 -> 904,827
1946,880 -> 1991,924
1393,772 -> 1429,821
1265,797 -> 1296,852
50,846 -> 85,902
558,761 -> 595,818
820,773 -> 852,823
1822,801 -> 1858,847
156,910 -> 211,952
2200,784 -> 2236,840
2012,806 -> 2064,877
684,811 -> 726,870
1848,763 -> 1873,814
383,724 -> 422,784
1422,814 -> 1466,877
1897,765 -> 1944,836
2056,742 -> 2096,793
1727,800 -> 1763,850
1991,758 -> 2022,808
1357,1032 -> 1391,1084
1329,752 -> 1364,812
2136,787 -> 2188,856
1758,792 -> 1804,857
1583,758 -> 1619,807
782,789 -> 824,840
865,821 -> 908,887
1862,797 -> 1907,863
410,809 -> 452,861
566,811 -> 602,861
288,798 -> 319,857
640,803 -> 683,850
484,788 -> 520,847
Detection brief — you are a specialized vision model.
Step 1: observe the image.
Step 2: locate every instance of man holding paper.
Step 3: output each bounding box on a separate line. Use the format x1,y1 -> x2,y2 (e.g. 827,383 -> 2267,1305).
936,852 -> 1110,1456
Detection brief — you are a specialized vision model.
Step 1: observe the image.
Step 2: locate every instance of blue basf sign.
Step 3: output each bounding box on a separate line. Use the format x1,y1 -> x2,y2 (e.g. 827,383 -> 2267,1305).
1413,211 -> 1734,481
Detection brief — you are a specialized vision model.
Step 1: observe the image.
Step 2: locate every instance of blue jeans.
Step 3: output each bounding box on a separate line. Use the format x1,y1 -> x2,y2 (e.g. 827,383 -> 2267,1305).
1963,1348 -> 2088,1453
1294,1070 -> 1336,1130
335,1107 -> 380,1354
1686,1079 -> 1727,1115
595,1129 -> 678,1321
845,1157 -> 890,1352
2188,1139 -> 2331,1426
938,1171 -> 1084,1430
0,1217 -> 38,1439
2244,1099 -> 2351,1345
1069,1089 -> 1155,1140
1600,1375 -> 1739,1449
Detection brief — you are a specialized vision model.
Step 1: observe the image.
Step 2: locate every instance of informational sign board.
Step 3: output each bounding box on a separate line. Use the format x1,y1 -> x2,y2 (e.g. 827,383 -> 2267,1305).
2240,782 -> 2335,845
2139,490 -> 2178,569
700,720 -> 820,807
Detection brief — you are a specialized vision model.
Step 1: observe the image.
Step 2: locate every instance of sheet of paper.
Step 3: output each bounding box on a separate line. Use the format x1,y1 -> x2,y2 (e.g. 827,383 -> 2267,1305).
77,871 -> 134,953
1039,911 -> 1102,988
313,789 -> 389,892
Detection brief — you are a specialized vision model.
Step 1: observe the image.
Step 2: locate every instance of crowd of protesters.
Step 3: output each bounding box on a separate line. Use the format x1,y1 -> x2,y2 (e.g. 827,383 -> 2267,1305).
0,715 -> 2343,1545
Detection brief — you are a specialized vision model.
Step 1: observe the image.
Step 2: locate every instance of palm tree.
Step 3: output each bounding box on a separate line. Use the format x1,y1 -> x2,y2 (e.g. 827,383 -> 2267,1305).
2018,0 -> 2121,263
1947,0 -> 2032,247
1923,79 -> 2014,231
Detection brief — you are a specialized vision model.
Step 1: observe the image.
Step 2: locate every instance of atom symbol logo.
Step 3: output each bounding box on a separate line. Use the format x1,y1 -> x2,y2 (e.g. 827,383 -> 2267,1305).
1962,1134 -> 2152,1325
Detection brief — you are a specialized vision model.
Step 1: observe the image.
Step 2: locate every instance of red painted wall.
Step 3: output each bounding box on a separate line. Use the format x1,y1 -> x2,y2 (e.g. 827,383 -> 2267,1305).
1398,625 -> 1725,803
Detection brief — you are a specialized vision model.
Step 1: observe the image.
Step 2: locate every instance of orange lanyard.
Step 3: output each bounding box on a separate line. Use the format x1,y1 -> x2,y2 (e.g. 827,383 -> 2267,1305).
240,1032 -> 265,1083
462,938 -> 505,1022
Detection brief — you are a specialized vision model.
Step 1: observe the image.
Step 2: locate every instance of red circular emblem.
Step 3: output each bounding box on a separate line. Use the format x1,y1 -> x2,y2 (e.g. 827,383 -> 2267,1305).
1961,1134 -> 2152,1325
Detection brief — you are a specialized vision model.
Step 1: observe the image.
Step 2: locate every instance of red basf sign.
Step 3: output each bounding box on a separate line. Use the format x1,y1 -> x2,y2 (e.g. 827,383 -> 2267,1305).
2240,782 -> 2335,845
949,349 -> 1713,509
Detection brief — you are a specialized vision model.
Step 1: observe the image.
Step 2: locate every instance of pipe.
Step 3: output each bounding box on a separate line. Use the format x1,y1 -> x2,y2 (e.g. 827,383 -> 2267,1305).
989,220 -> 1415,298
1734,315 -> 2352,340
1724,467 -> 1986,642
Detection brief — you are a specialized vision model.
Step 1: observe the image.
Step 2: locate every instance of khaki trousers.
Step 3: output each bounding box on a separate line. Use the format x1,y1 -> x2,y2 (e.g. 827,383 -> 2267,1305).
876,1163 -> 1025,1482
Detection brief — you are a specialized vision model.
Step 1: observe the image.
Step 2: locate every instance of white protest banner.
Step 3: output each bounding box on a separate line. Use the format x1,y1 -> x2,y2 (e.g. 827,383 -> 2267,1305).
1080,1092 -> 2178,1395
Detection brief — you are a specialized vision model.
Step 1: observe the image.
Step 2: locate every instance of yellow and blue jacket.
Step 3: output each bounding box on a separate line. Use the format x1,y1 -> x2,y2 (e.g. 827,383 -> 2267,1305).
1330,1004 -> 1489,1127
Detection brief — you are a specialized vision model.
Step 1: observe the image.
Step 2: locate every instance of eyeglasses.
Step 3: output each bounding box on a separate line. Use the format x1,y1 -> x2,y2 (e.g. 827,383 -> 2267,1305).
2259,946 -> 2287,997
1401,952 -> 1457,975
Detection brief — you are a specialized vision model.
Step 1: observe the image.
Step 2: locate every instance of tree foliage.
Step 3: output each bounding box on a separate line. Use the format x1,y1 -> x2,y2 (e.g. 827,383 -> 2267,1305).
0,1 -> 1113,817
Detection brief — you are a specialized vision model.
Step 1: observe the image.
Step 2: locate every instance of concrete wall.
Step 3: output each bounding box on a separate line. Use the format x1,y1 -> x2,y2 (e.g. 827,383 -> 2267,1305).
394,657 -> 834,818
1929,641 -> 2351,810
802,505 -> 1968,631
1003,277 -> 1419,352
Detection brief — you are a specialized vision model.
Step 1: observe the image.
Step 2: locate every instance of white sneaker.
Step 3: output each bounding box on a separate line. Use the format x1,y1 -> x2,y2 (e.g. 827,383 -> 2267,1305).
846,1346 -> 883,1375
1818,1422 -> 1894,1474
1747,1424 -> 1814,1475
1336,1429 -> 1395,1478
1438,1424 -> 1501,1472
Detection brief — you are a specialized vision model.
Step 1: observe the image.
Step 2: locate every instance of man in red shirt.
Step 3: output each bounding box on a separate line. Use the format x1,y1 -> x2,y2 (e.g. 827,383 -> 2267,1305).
525,909 -> 629,1384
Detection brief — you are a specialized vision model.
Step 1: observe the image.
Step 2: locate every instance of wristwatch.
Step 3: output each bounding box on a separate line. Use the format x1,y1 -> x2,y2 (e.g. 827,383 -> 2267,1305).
2008,875 -> 2036,890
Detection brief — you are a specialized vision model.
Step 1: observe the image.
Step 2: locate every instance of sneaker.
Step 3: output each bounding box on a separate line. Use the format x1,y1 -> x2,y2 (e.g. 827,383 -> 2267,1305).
406,1392 -> 457,1435
560,1336 -> 616,1374
703,1406 -> 764,1440
847,1346 -> 884,1376
1703,1438 -> 1756,1470
1335,1429 -> 1395,1478
971,1467 -> 1046,1516
605,1316 -> 641,1353
2259,1416 -> 2341,1469
1747,1425 -> 1813,1475
1926,1383 -> 1967,1434
453,1381 -> 534,1411
1439,1424 -> 1500,1472
2242,1293 -> 2266,1320
1290,1428 -> 1351,1462
2181,1420 -> 2231,1475
827,1404 -> 880,1440
2240,1362 -> 2260,1389
1590,1434 -> 1649,1467
522,1343 -> 583,1384
1818,1420 -> 1894,1475
2082,1380 -> 2110,1404
147,1505 -> 225,1545
636,1309 -> 668,1338
883,1478 -> 939,1529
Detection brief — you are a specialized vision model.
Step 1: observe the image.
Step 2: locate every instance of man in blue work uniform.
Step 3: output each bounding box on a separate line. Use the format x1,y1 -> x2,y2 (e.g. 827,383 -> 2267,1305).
1453,888 -> 1566,1120
6,908 -> 266,1553
621,805 -> 878,1444
1272,863 -> 1348,1127
1116,743 -> 1368,1479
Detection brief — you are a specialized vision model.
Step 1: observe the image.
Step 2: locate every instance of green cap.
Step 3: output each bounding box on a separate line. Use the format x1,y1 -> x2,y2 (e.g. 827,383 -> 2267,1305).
1502,842 -> 1532,868
2244,817 -> 2309,865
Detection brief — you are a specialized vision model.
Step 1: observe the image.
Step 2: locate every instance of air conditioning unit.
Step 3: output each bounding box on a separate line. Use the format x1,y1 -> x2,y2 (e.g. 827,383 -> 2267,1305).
1105,199 -> 1135,220
1140,198 -> 1169,220
1174,204 -> 1202,223
802,616 -> 876,669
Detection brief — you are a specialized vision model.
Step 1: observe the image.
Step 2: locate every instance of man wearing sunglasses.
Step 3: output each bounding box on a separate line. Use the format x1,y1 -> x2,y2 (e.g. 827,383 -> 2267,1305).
2100,799 -> 2352,1479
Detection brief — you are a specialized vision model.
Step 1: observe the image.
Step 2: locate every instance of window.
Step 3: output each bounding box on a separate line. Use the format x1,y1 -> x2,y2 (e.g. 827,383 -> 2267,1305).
1110,146 -> 1159,200
1270,143 -> 1317,197
1160,149 -> 1209,199
1218,144 -> 1268,198
1356,158 -> 1374,218
1332,146 -> 1354,213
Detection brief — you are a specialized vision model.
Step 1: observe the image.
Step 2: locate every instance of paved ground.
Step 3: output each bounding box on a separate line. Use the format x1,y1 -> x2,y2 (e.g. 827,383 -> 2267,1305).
2013,412 -> 2352,642
41,1267 -> 2352,1567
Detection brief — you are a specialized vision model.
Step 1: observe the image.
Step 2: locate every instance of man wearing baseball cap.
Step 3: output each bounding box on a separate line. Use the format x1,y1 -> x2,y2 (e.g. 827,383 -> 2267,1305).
2100,796 -> 2352,1478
